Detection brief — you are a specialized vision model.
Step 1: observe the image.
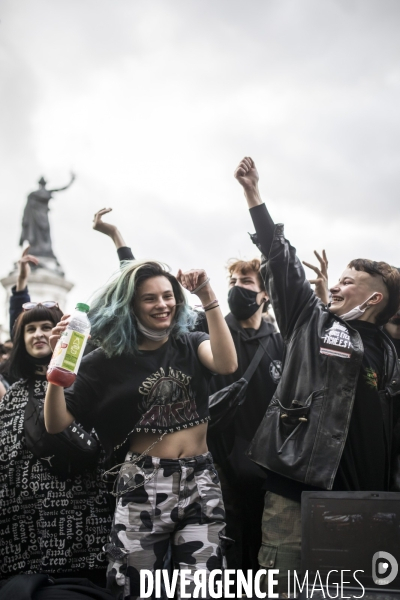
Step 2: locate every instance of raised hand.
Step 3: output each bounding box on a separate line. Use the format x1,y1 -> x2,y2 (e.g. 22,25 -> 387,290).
92,207 -> 126,249
234,157 -> 263,208
234,157 -> 259,190
176,269 -> 216,308
93,208 -> 118,237
176,268 -> 210,293
16,246 -> 39,291
303,250 -> 329,305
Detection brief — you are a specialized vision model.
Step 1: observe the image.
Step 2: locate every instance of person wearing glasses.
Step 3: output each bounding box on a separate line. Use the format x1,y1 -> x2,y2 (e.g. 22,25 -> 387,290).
0,301 -> 112,583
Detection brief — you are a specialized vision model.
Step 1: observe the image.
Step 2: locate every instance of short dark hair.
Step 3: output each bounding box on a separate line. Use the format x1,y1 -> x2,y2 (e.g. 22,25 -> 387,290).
0,305 -> 63,380
347,259 -> 400,326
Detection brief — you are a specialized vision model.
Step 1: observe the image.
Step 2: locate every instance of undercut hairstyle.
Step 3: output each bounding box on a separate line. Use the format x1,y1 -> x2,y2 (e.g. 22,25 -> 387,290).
227,258 -> 270,310
348,259 -> 400,326
0,305 -> 63,380
89,260 -> 198,357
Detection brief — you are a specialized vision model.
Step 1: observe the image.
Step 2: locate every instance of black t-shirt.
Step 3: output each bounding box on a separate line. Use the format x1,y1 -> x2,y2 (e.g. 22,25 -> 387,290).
334,320 -> 387,491
65,331 -> 211,461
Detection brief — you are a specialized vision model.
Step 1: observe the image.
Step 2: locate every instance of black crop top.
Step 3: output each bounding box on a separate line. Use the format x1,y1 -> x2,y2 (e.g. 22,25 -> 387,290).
64,331 -> 212,460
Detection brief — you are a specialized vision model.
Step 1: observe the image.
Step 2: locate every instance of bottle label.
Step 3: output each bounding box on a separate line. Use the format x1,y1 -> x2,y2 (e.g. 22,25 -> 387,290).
49,329 -> 89,373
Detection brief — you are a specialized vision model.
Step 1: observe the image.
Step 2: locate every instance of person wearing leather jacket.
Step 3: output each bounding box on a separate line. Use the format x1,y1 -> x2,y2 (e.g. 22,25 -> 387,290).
234,157 -> 400,594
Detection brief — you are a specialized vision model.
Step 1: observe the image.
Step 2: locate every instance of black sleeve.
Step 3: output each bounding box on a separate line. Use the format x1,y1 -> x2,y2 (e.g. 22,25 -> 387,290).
189,330 -> 210,349
249,203 -> 276,259
10,286 -> 30,338
117,247 -> 135,262
249,204 -> 316,341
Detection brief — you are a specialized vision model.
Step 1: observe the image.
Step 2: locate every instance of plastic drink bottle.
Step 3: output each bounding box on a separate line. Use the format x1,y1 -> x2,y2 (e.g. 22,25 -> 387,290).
47,303 -> 91,388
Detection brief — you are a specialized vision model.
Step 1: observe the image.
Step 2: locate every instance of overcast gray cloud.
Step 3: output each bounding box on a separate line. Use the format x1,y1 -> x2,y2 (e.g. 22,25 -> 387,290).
1,0 -> 400,331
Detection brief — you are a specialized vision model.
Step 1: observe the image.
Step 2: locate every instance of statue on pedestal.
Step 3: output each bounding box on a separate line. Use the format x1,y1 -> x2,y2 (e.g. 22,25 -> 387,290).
19,173 -> 75,258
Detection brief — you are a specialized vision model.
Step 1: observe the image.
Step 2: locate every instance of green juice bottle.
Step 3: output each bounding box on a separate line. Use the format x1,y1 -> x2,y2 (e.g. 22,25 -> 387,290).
47,303 -> 91,388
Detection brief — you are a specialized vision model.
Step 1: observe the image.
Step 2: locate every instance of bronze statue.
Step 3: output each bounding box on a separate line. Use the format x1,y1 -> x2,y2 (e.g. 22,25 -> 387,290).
20,173 -> 75,258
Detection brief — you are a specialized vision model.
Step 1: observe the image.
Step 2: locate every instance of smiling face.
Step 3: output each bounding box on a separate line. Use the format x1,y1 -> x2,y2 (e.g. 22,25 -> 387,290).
24,320 -> 53,359
329,268 -> 385,320
133,276 -> 177,330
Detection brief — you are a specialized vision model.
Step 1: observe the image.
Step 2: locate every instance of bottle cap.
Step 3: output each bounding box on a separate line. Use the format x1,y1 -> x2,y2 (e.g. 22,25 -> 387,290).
76,303 -> 90,313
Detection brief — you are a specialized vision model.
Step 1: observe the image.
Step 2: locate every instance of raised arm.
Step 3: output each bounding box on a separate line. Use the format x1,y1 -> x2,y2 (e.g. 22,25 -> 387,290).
177,269 -> 237,374
234,156 -> 316,340
9,247 -> 39,336
93,207 -> 134,261
44,315 -> 75,433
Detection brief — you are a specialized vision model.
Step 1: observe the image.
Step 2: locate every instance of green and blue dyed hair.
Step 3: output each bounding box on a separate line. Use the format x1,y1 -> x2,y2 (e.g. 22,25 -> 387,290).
89,259 -> 198,357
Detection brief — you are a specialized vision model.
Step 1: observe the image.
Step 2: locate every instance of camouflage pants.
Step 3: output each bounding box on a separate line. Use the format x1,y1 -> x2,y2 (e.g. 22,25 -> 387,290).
258,491 -> 302,596
105,451 -> 226,600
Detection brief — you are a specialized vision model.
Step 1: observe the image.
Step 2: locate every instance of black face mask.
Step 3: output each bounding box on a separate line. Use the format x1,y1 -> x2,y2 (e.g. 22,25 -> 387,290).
228,286 -> 261,321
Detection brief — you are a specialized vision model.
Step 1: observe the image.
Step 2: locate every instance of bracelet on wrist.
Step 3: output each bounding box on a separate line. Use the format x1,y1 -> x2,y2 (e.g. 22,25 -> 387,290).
205,304 -> 219,313
195,299 -> 218,310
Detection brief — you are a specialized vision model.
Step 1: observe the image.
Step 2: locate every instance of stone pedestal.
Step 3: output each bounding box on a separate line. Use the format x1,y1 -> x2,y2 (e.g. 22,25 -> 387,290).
1,259 -> 74,338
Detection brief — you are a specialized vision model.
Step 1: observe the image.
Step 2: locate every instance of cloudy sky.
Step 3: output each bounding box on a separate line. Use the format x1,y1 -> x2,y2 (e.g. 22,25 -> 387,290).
1,0 -> 399,332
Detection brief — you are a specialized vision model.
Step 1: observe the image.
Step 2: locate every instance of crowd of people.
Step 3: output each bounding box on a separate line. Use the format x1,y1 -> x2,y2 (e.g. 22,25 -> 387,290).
0,156 -> 399,600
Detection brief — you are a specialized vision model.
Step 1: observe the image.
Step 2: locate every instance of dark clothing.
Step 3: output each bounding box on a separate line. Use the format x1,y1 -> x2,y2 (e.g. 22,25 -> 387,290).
215,461 -> 265,574
65,332 -> 212,463
0,574 -> 113,600
264,320 -> 389,501
116,246 -> 134,262
210,313 -> 283,443
9,285 -> 30,337
387,333 -> 400,357
204,313 -> 283,572
207,313 -> 283,483
334,320 -> 387,491
247,203 -> 400,491
0,377 -> 112,580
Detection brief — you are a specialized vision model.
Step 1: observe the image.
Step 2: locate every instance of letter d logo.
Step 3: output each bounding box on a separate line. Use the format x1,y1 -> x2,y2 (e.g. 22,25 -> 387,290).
372,552 -> 398,586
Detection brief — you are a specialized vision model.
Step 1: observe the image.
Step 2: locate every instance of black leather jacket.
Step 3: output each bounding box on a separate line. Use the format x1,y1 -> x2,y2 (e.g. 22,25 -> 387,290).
247,204 -> 400,490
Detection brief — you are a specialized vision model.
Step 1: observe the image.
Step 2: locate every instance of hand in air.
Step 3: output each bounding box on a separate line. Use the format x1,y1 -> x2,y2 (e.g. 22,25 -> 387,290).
234,157 -> 259,190
303,250 -> 329,305
93,208 -> 119,238
176,269 -> 212,297
18,246 -> 39,280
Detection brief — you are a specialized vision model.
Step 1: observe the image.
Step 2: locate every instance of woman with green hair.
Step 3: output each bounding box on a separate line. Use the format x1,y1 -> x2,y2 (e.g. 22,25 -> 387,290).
44,259 -> 237,599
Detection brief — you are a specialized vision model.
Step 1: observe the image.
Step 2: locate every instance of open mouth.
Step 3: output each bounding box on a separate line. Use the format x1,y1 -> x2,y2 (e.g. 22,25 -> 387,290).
331,296 -> 344,303
151,312 -> 170,320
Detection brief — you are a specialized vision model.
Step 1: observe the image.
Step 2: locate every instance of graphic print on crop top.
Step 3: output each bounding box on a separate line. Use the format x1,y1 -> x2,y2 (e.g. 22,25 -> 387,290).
138,366 -> 200,431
